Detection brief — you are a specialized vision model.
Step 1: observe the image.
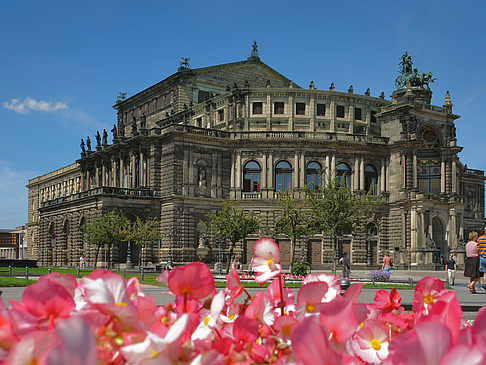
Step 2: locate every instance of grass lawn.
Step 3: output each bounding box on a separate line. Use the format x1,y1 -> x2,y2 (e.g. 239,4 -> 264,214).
0,277 -> 36,287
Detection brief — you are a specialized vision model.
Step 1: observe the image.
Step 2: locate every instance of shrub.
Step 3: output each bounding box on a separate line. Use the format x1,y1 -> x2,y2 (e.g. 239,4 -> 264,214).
290,261 -> 311,276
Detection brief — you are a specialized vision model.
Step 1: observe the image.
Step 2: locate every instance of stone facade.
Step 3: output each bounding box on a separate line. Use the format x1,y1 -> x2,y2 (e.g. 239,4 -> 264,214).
26,54 -> 485,269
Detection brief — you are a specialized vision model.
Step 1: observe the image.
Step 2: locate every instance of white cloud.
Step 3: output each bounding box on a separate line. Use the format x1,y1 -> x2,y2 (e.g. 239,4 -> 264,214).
2,97 -> 68,114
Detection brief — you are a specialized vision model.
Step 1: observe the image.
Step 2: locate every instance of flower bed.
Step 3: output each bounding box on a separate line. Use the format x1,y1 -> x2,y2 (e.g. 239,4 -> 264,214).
0,237 -> 484,364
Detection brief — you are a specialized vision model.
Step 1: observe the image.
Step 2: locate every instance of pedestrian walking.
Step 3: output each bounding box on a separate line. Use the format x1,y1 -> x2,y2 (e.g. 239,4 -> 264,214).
477,228 -> 486,292
79,255 -> 85,269
445,254 -> 457,285
464,231 -> 480,293
339,252 -> 351,279
382,253 -> 392,274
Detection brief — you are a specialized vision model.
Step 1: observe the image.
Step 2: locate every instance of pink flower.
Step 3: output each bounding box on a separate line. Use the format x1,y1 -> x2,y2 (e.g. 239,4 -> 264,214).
412,277 -> 445,314
226,261 -> 244,303
291,317 -> 341,365
351,319 -> 390,364
388,321 -> 452,365
302,273 -> 341,302
374,288 -> 401,312
168,262 -> 215,301
251,238 -> 281,283
296,281 -> 328,319
319,295 -> 358,342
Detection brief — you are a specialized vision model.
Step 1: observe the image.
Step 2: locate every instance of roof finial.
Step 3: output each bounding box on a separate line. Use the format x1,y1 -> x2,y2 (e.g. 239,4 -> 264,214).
250,41 -> 259,59
309,81 -> 315,90
329,83 -> 335,91
443,90 -> 453,113
348,85 -> 354,93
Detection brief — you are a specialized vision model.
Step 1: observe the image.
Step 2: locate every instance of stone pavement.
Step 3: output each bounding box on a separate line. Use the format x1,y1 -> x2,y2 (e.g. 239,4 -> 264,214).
0,269 -> 483,321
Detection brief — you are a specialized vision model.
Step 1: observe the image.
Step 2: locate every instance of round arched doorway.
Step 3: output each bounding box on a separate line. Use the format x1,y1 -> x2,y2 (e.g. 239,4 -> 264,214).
432,216 -> 447,258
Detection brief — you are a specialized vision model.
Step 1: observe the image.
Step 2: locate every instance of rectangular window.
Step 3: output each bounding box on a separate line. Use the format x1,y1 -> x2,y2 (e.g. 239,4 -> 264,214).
198,91 -> 211,103
196,118 -> 202,127
218,109 -> 224,122
336,105 -> 345,118
252,102 -> 263,114
274,102 -> 284,115
317,104 -> 326,116
354,108 -> 362,120
296,102 -> 306,115
371,110 -> 377,123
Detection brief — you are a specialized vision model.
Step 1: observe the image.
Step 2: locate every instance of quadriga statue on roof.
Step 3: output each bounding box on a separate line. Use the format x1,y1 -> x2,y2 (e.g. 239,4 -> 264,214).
395,51 -> 436,89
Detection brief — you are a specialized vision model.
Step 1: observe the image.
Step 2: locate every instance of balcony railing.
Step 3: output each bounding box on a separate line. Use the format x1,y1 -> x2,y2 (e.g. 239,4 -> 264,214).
40,187 -> 153,207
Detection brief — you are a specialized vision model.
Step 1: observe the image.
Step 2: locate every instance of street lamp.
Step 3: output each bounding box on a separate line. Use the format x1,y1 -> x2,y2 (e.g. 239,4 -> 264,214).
126,240 -> 133,269
104,243 -> 109,269
168,231 -> 173,268
51,234 -> 57,266
366,233 -> 372,266
217,235 -> 223,275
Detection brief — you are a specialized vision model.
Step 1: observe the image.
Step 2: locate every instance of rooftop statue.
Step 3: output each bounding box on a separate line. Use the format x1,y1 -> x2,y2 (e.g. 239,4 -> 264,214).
179,57 -> 190,69
250,41 -> 259,58
395,51 -> 436,89
116,92 -> 127,103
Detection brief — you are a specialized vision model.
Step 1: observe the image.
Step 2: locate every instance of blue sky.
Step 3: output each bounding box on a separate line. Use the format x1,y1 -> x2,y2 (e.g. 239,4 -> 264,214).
1,1 -> 485,228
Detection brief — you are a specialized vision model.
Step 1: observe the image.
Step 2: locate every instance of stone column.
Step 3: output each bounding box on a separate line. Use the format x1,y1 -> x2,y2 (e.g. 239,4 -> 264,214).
418,209 -> 425,249
452,159 -> 457,193
236,151 -> 242,190
244,95 -> 250,131
353,157 -> 359,191
111,158 -> 116,187
131,152 -> 136,188
441,157 -> 446,193
401,153 -> 406,189
410,208 -> 417,252
348,105 -> 354,134
325,155 -> 330,183
309,96 -> 315,131
119,156 -> 124,188
401,210 -> 407,250
268,152 -> 274,191
380,158 -> 386,192
230,152 -> 235,190
360,157 -> 365,191
139,151 -> 144,187
102,162 -> 106,186
450,209 -> 457,250
299,152 -> 305,190
331,155 -> 336,180
266,94 -> 272,130
413,152 -> 418,189
288,94 -> 294,131
329,100 -> 335,132
294,152 -> 299,189
262,151 -> 267,190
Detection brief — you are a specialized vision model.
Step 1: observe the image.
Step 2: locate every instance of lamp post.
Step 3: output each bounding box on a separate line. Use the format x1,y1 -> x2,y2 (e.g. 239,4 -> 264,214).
167,231 -> 173,268
366,233 -> 372,266
104,243 -> 108,269
126,240 -> 133,269
51,234 -> 57,267
218,235 -> 222,275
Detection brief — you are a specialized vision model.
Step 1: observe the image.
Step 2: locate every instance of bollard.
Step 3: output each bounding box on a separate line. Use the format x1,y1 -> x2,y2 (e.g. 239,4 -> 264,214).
141,267 -> 144,282
77,267 -> 80,278
8,266 -> 11,277
25,267 -> 29,280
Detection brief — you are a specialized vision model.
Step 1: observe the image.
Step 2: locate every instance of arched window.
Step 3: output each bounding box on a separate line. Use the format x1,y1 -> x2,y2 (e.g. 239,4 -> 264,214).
336,163 -> 351,187
275,161 -> 292,192
365,164 -> 378,194
306,161 -> 321,189
243,161 -> 261,192
418,158 -> 441,193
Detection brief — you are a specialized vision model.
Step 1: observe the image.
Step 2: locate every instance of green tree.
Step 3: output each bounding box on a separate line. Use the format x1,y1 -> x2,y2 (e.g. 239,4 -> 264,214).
120,216 -> 162,266
205,200 -> 260,273
275,190 -> 317,263
306,177 -> 380,275
82,211 -> 127,268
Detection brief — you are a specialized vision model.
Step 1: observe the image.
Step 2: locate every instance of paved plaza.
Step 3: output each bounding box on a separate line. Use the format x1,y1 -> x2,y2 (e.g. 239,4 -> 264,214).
0,269 -> 484,321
